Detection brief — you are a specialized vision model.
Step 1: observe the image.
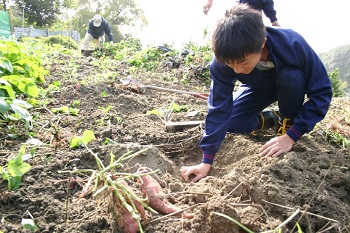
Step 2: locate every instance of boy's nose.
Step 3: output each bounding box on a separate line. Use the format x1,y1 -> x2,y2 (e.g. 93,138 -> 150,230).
234,66 -> 244,74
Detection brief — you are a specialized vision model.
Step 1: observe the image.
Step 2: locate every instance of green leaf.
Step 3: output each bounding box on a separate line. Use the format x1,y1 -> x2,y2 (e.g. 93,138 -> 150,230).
10,103 -> 33,123
8,176 -> 23,190
8,154 -> 31,177
0,98 -> 11,114
17,78 -> 39,98
68,107 -> 80,116
0,78 -> 11,86
12,99 -> 33,109
101,90 -> 108,97
0,59 -> 13,73
104,138 -> 116,145
21,218 -> 39,231
69,137 -> 82,148
82,130 -> 95,145
0,78 -> 15,98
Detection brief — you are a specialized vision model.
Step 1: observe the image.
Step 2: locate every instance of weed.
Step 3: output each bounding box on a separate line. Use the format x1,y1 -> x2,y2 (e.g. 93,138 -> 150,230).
0,145 -> 32,190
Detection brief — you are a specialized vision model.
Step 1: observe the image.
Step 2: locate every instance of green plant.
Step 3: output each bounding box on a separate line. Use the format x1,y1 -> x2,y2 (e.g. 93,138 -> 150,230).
329,68 -> 347,97
325,129 -> 350,148
69,130 -> 95,149
127,47 -> 164,71
21,218 -> 39,231
0,39 -> 48,131
0,98 -> 33,131
146,102 -> 188,117
63,129 -> 156,233
0,145 -> 32,190
51,105 -> 80,116
45,35 -> 78,50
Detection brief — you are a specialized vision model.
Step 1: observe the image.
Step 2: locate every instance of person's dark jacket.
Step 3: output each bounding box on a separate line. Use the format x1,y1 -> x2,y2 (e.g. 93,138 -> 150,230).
200,27 -> 332,164
87,17 -> 114,41
239,0 -> 277,23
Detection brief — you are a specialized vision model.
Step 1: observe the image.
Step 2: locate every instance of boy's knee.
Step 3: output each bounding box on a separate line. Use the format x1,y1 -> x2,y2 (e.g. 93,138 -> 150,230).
227,115 -> 257,134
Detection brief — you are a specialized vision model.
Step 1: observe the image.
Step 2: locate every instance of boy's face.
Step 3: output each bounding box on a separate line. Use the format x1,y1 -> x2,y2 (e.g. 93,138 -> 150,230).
225,39 -> 266,74
225,53 -> 262,74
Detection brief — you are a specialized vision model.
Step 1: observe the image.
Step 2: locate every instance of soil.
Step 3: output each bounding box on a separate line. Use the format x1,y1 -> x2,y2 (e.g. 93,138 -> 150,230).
1,53 -> 350,233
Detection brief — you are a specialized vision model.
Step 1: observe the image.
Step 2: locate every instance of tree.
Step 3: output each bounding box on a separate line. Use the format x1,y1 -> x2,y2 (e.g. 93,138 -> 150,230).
329,68 -> 348,97
15,0 -> 75,27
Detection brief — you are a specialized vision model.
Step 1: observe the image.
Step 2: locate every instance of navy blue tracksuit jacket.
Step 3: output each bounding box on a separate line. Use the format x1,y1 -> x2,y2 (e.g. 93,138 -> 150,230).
239,0 -> 277,23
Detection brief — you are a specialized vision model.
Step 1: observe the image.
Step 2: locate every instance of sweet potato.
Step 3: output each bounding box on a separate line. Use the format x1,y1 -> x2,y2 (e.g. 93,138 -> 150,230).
114,179 -> 148,233
118,179 -> 148,223
137,167 -> 194,219
116,207 -> 139,233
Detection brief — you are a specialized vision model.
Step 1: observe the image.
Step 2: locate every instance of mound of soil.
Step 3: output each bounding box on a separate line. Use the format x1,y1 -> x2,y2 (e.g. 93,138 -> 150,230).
1,54 -> 349,233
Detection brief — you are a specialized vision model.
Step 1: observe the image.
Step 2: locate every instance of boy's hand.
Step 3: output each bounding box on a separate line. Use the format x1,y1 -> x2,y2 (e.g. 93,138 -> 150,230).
259,134 -> 294,158
180,163 -> 211,182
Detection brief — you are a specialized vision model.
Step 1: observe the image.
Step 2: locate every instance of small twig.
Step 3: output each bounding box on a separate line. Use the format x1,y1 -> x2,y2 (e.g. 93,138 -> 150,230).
275,208 -> 300,231
85,145 -> 105,170
57,169 -> 95,175
65,175 -> 71,224
82,171 -> 96,193
147,203 -> 203,224
224,182 -> 243,199
262,199 -> 340,223
317,223 -> 342,233
162,191 -> 212,196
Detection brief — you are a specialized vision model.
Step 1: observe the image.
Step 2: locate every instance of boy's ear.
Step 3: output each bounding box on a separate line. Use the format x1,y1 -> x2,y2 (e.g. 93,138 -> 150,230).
261,38 -> 267,48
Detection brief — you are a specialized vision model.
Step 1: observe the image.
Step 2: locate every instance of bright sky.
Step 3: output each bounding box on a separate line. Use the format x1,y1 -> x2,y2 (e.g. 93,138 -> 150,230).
134,0 -> 350,53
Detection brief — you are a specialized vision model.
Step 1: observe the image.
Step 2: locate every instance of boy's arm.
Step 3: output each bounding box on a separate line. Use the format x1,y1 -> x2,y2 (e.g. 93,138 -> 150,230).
200,58 -> 236,164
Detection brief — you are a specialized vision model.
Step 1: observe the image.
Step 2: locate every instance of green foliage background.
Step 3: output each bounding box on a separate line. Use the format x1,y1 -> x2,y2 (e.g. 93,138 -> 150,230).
319,44 -> 350,92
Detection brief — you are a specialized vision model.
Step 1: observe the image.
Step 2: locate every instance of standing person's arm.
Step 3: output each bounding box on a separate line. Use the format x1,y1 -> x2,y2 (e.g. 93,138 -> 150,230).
103,19 -> 114,42
203,0 -> 213,14
262,0 -> 280,26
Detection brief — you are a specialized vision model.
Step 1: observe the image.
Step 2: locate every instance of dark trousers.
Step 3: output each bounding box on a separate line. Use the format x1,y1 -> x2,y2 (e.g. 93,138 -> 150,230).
227,66 -> 306,133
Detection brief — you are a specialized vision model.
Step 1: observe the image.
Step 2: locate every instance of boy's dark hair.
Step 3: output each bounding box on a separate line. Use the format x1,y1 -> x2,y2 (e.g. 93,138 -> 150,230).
212,4 -> 266,64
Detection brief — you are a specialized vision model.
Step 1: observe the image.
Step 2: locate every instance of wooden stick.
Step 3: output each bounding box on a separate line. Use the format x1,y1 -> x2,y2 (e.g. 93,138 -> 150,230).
165,120 -> 204,132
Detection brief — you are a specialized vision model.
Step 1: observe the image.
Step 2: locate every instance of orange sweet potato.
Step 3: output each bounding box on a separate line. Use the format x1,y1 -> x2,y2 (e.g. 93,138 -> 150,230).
137,167 -> 194,219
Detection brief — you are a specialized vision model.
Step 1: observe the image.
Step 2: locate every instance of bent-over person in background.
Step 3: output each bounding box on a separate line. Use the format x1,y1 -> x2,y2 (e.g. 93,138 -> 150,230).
81,15 -> 114,54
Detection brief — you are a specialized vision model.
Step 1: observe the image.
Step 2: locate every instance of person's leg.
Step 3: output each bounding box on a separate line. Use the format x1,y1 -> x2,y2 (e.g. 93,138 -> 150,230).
98,35 -> 105,48
227,85 -> 277,133
275,67 -> 306,117
82,33 -> 94,51
275,66 -> 306,134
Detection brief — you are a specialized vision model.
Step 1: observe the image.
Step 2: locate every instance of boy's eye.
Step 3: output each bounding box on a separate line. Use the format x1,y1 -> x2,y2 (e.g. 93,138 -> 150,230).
239,62 -> 248,66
